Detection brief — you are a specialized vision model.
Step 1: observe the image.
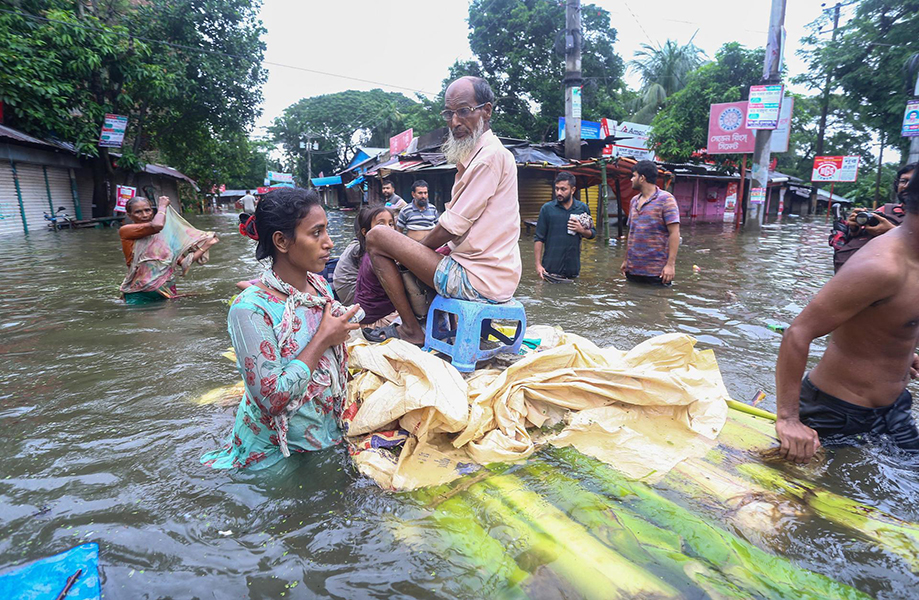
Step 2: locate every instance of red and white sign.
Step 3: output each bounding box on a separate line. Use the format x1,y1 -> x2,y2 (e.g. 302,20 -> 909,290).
256,186 -> 271,195
707,102 -> 756,155
389,128 -> 413,155
723,181 -> 738,223
811,156 -> 860,183
114,185 -> 136,213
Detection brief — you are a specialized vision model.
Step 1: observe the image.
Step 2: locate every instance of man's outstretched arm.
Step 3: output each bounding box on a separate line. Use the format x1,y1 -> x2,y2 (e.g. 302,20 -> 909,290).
775,256 -> 898,463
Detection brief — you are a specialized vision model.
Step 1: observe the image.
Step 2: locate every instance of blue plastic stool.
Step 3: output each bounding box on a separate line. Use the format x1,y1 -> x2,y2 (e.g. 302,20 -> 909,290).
423,295 -> 527,372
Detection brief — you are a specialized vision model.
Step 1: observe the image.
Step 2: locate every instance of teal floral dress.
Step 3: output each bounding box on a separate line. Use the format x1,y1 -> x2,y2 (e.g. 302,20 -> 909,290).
201,271 -> 359,470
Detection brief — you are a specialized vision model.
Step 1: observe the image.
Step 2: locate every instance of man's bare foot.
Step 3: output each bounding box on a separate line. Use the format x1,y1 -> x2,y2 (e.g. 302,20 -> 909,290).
396,322 -> 425,345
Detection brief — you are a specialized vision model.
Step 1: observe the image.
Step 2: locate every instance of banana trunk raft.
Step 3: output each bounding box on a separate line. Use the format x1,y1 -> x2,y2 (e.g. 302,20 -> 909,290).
201,327 -> 919,598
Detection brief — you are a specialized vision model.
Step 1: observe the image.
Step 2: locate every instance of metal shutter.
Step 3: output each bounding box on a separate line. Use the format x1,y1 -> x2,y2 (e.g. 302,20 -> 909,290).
16,163 -> 52,233
518,172 -> 554,223
46,166 -> 76,216
75,169 -> 94,218
0,162 -> 24,236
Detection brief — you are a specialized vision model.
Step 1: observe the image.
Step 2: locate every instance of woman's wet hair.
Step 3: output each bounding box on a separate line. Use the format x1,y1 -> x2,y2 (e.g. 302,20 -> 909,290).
356,205 -> 391,259
125,197 -> 150,214
252,187 -> 322,262
905,167 -> 919,215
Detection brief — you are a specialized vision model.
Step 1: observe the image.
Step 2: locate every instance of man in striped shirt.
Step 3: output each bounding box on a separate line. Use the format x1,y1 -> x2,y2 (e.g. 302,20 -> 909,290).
397,180 -> 440,242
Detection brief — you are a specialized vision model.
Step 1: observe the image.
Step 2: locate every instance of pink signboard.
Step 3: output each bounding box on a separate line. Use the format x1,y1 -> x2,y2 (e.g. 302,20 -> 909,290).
706,102 -> 756,155
389,128 -> 413,155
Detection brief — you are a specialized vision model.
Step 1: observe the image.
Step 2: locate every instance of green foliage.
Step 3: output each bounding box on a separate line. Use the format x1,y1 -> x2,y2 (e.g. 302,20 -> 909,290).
0,0 -> 266,210
466,0 -> 626,141
269,89 -> 418,182
649,43 -> 765,166
796,0 -> 919,159
628,39 -> 707,124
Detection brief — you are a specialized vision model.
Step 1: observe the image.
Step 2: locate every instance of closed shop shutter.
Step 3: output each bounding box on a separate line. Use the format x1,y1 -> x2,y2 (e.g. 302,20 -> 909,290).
0,162 -> 24,236
46,166 -> 76,216
16,163 -> 52,232
75,169 -> 95,218
518,171 -> 554,223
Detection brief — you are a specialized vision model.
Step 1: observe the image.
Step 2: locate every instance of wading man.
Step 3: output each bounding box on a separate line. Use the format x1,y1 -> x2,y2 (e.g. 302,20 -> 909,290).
620,160 -> 680,285
364,76 -> 521,345
397,179 -> 440,242
381,179 -> 406,211
534,171 -> 595,282
775,173 -> 919,463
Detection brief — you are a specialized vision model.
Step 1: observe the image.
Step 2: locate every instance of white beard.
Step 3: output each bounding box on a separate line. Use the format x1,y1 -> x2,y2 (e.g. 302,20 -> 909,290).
442,120 -> 485,165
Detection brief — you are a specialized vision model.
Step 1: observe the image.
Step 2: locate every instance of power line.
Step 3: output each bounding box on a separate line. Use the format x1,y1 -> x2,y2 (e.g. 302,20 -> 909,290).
0,7 -> 438,97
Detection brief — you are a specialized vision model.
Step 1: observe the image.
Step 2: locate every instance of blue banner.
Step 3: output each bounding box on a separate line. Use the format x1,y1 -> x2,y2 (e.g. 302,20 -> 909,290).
558,117 -> 603,141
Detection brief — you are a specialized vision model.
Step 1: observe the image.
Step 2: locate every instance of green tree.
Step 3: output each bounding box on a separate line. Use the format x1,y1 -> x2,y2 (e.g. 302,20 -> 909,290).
0,0 -> 265,214
465,0 -> 626,141
269,89 -> 418,182
649,43 -> 764,166
628,38 -> 706,124
796,0 -> 919,160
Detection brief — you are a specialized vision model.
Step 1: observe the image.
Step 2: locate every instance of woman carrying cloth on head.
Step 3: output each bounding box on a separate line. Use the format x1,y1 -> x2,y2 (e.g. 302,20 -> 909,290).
201,188 -> 363,470
119,195 -> 218,304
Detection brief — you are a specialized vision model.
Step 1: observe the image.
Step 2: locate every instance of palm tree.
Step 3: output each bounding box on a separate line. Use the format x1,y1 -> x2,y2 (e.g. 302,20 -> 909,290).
628,38 -> 707,124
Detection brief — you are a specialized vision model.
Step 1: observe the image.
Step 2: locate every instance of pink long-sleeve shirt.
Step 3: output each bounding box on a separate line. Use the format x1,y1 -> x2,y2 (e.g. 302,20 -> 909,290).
438,129 -> 522,301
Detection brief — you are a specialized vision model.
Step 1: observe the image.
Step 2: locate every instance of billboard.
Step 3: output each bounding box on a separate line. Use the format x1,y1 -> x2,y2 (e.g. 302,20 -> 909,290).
558,118 -> 603,140
389,128 -> 413,155
745,84 -> 784,129
707,102 -> 756,154
99,113 -> 128,148
902,100 -> 919,138
811,156 -> 860,183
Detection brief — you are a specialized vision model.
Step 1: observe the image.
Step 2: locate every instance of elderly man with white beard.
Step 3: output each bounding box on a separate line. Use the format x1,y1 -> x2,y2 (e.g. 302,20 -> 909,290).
363,76 -> 522,345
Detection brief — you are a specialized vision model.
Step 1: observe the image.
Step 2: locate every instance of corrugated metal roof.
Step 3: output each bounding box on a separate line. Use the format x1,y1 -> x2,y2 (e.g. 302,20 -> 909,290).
0,124 -> 74,152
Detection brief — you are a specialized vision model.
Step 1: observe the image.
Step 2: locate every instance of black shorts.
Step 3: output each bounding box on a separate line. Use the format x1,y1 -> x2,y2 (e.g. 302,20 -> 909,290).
625,273 -> 671,286
799,376 -> 919,450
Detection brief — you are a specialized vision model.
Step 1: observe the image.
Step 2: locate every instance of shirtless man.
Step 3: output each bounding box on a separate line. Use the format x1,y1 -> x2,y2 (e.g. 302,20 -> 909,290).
775,173 -> 919,463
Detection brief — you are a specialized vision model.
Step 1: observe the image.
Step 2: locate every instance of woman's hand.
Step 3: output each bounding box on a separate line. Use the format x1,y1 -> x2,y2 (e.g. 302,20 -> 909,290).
315,303 -> 361,348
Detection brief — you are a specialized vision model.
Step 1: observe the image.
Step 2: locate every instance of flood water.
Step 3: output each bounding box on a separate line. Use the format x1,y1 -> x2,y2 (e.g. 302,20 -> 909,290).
1,210 -> 917,599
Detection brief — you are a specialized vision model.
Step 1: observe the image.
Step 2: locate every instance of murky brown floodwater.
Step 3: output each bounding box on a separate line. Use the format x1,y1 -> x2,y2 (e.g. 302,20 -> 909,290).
1,210 -> 917,599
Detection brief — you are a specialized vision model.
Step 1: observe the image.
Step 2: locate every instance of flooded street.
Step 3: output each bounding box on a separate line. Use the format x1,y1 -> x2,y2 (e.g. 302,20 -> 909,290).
2,210 -> 918,599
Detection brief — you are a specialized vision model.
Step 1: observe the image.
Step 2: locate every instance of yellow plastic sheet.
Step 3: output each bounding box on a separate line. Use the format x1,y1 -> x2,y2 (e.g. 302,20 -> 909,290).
344,329 -> 729,491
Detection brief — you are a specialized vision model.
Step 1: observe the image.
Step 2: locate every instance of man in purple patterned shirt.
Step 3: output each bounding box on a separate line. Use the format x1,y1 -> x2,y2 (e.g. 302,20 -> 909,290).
620,160 -> 680,286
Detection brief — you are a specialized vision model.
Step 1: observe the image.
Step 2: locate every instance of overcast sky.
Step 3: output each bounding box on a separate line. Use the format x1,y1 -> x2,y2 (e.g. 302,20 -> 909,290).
254,0 -> 851,134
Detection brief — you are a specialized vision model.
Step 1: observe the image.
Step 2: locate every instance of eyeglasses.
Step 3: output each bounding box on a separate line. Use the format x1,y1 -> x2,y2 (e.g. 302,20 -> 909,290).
440,103 -> 487,122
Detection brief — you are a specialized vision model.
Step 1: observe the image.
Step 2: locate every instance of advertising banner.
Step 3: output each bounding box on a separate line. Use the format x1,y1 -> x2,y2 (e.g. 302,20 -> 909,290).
745,84 -> 784,129
610,121 -> 654,161
389,128 -> 413,155
114,185 -> 136,213
750,187 -> 767,205
99,114 -> 128,148
572,86 -> 582,119
902,100 -> 919,138
811,156 -> 860,183
558,117 -> 603,140
707,102 -> 755,154
723,181 -> 738,223
266,171 -> 294,184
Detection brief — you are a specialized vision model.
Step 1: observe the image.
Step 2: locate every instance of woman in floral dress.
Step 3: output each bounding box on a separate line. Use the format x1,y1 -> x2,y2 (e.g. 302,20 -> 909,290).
201,188 -> 362,470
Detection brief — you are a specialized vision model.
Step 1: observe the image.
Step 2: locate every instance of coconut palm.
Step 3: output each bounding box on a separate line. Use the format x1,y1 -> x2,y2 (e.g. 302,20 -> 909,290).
628,38 -> 707,124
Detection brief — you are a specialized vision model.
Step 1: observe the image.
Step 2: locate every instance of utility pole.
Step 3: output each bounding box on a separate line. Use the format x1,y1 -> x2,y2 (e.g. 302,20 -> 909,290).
300,132 -> 318,188
745,0 -> 786,230
813,2 -> 841,214
564,0 -> 581,160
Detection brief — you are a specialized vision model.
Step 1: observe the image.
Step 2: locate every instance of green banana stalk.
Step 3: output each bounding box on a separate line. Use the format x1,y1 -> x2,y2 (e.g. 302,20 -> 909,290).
739,462 -> 919,573
550,446 -> 871,600
401,483 -> 532,599
519,462 -> 752,599
467,476 -> 680,599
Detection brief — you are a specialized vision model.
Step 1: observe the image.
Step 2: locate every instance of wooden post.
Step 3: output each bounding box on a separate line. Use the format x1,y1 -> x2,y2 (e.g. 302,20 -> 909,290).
599,158 -> 610,240
826,182 -> 835,223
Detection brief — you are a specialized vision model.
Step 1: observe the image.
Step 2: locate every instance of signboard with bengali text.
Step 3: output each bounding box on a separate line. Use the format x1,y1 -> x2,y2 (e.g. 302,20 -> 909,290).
99,114 -> 128,148
707,102 -> 756,155
811,156 -> 860,183
745,84 -> 784,129
114,185 -> 136,213
389,128 -> 413,155
266,171 -> 293,184
902,100 -> 919,138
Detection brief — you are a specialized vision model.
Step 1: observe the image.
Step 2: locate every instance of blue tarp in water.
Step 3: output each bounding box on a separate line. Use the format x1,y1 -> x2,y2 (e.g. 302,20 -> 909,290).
0,543 -> 101,600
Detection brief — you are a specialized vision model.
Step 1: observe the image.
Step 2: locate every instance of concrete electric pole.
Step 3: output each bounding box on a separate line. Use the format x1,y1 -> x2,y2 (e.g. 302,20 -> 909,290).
745,0 -> 786,229
564,0 -> 582,160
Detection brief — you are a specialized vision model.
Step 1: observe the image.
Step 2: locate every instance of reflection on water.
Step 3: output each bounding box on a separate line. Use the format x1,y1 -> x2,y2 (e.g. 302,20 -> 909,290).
0,211 -> 917,598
